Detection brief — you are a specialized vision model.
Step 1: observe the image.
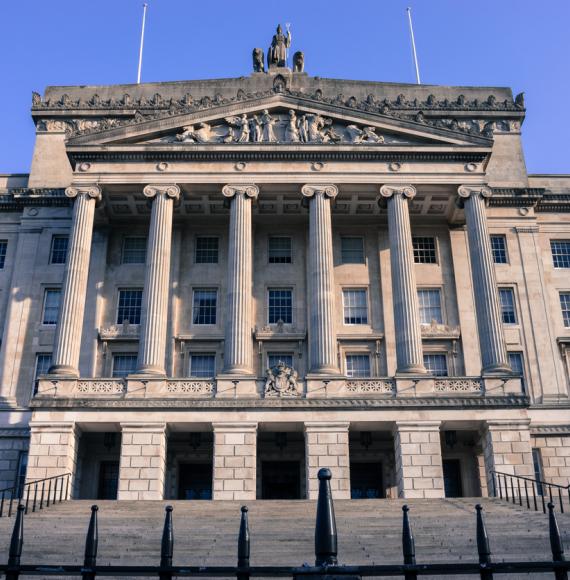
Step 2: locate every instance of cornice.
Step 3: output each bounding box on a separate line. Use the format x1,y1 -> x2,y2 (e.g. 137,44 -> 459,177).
488,187 -> 545,208
530,424 -> 570,436
0,189 -> 70,211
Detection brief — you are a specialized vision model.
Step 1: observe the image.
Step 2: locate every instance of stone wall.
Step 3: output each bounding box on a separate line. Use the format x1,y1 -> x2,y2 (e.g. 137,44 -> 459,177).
531,434 -> 570,487
0,430 -> 29,490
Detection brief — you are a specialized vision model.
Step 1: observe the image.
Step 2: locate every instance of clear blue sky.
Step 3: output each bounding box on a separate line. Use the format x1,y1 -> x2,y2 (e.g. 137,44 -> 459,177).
1,0 -> 568,174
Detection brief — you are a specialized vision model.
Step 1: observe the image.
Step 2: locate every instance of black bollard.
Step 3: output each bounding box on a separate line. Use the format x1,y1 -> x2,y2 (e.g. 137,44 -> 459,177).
475,504 -> 493,580
237,506 -> 250,580
402,505 -> 417,580
548,502 -> 568,580
314,468 -> 337,567
159,505 -> 174,580
82,505 -> 98,580
6,504 -> 24,580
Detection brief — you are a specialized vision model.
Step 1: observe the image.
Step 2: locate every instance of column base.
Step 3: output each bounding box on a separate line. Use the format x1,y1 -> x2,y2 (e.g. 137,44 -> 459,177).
482,363 -> 512,375
134,365 -> 166,377
395,364 -> 427,375
47,365 -> 79,378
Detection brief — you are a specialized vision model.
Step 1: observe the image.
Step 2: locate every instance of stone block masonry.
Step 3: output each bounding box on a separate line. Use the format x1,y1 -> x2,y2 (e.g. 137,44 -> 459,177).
0,430 -> 29,490
118,423 -> 167,500
531,434 -> 570,487
213,423 -> 257,500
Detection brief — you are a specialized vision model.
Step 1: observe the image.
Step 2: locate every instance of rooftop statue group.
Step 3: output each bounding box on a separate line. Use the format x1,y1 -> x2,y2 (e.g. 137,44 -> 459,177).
253,24 -> 304,73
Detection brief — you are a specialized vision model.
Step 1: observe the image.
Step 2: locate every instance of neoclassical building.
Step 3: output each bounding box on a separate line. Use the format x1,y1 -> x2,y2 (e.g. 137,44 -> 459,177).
0,36 -> 569,502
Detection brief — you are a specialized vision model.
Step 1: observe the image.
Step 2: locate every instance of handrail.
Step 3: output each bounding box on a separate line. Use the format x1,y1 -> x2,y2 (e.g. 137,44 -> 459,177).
0,472 -> 71,518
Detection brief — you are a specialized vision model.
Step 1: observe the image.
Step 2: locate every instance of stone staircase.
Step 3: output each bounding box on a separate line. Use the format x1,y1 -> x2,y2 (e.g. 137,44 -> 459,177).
0,498 -> 568,577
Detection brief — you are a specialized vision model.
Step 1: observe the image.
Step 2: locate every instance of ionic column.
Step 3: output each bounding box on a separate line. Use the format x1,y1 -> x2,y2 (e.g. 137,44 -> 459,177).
457,185 -> 510,374
137,184 -> 180,376
49,185 -> 101,376
222,184 -> 258,374
301,184 -> 339,374
379,185 -> 425,374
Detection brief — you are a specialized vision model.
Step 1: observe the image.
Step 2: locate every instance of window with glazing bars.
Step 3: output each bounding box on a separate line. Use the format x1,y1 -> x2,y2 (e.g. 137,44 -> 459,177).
267,353 -> 294,368
345,354 -> 371,377
423,353 -> 448,376
412,236 -> 437,264
0,241 -> 7,269
417,289 -> 443,324
268,289 -> 292,324
560,293 -> 570,327
340,237 -> 365,264
50,236 -> 68,264
34,353 -> 52,382
195,237 -> 219,263
490,235 -> 508,264
42,289 -> 61,325
499,288 -> 517,324
343,289 -> 368,324
189,354 -> 216,377
551,240 -> 570,268
122,237 -> 147,264
193,289 -> 217,324
508,352 -> 524,376
268,237 -> 292,263
117,289 -> 143,324
112,354 -> 138,378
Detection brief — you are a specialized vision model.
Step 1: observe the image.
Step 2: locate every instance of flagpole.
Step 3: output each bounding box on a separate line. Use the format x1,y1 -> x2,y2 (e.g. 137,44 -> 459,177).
406,7 -> 421,84
137,3 -> 148,84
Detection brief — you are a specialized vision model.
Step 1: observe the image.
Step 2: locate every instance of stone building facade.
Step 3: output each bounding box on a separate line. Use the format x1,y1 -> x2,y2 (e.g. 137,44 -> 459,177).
0,41 -> 569,501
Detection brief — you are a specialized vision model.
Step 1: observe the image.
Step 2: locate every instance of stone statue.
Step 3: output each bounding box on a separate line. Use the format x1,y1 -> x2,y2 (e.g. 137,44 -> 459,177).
267,24 -> 291,68
261,110 -> 278,142
293,51 -> 304,72
252,48 -> 265,73
297,114 -> 308,143
306,113 -> 325,142
226,115 -> 250,142
176,122 -> 212,143
362,126 -> 384,143
321,118 -> 343,143
285,110 -> 300,142
249,115 -> 262,142
515,92 -> 525,108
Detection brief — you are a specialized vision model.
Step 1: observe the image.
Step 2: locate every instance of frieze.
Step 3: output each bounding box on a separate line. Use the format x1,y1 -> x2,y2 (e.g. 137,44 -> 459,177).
421,321 -> 461,339
98,323 -> 140,341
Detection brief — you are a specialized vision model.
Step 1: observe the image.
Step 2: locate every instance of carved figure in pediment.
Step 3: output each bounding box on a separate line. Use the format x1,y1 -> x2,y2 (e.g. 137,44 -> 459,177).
252,48 -> 265,72
226,115 -> 250,143
268,24 -> 291,68
176,122 -> 212,143
297,114 -> 308,143
293,51 -> 304,72
306,113 -> 325,143
321,118 -> 343,143
261,110 -> 278,142
224,125 -> 236,143
285,110 -> 300,142
362,126 -> 384,143
346,124 -> 365,143
264,361 -> 299,397
249,115 -> 262,142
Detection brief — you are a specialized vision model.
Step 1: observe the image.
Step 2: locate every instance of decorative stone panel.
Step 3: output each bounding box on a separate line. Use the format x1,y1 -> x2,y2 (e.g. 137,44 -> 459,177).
118,423 -> 167,500
212,423 -> 257,500
304,422 -> 350,499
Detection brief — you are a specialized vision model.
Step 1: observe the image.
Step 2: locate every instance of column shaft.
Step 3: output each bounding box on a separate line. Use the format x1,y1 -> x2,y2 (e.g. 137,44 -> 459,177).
137,184 -> 179,375
50,186 -> 101,376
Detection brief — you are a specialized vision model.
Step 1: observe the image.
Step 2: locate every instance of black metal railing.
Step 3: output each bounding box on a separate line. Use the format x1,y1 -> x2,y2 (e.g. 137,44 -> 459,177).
0,473 -> 71,518
1,468 -> 569,579
491,469 -> 570,513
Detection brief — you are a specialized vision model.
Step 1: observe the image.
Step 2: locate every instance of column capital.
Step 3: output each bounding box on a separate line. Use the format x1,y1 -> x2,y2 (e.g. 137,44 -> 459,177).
65,184 -> 101,201
301,184 -> 338,199
143,184 -> 180,200
222,184 -> 259,199
378,184 -> 416,200
457,184 -> 492,200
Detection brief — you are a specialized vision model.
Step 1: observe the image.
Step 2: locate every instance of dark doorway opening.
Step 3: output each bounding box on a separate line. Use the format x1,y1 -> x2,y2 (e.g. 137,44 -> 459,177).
97,461 -> 119,500
261,461 -> 301,499
350,462 -> 384,499
178,463 -> 212,499
443,459 -> 463,498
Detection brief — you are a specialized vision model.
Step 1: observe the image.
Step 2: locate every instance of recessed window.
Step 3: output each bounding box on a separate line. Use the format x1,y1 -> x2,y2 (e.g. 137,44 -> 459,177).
551,240 -> 570,269
189,354 -> 216,377
34,353 -> 52,386
117,289 -> 143,325
423,353 -> 448,376
560,293 -> 570,327
412,236 -> 437,264
42,288 -> 61,326
50,236 -> 68,264
192,289 -> 217,325
267,353 -> 294,368
195,237 -> 219,264
490,235 -> 508,264
122,237 -> 147,264
342,289 -> 368,325
268,237 -> 292,264
418,289 -> 443,324
341,237 -> 365,264
268,288 -> 293,324
112,354 -> 138,378
508,352 -> 524,377
345,354 -> 371,378
0,240 -> 7,269
499,288 -> 517,324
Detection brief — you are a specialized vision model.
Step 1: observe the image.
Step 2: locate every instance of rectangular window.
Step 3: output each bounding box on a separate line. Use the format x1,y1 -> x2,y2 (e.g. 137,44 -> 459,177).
342,289 -> 368,325
490,235 -> 508,264
112,354 -> 138,378
195,237 -> 219,264
345,354 -> 371,378
14,452 -> 28,496
412,236 -> 437,264
341,237 -> 365,264
268,288 -> 293,324
42,288 -> 61,326
35,353 -> 52,382
532,448 -> 544,495
122,237 -> 147,264
508,352 -> 524,376
117,289 -> 143,325
417,289 -> 443,324
0,240 -> 7,269
268,237 -> 292,264
499,288 -> 517,324
424,353 -> 448,376
551,240 -> 570,268
192,289 -> 217,325
50,235 -> 68,264
267,353 -> 294,369
560,292 -> 570,327
189,354 -> 216,377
